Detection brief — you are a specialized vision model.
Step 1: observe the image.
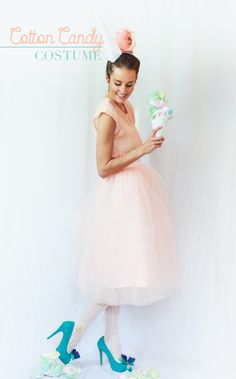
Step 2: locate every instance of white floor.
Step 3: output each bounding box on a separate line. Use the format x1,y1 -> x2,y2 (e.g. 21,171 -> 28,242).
28,352 -> 232,379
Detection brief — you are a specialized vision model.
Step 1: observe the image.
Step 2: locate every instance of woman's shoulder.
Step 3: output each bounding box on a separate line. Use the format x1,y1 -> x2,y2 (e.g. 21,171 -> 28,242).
93,97 -> 119,132
96,96 -> 113,107
94,97 -> 115,114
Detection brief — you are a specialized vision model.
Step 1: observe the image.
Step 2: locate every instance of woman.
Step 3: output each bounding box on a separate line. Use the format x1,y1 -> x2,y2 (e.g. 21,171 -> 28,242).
47,35 -> 180,375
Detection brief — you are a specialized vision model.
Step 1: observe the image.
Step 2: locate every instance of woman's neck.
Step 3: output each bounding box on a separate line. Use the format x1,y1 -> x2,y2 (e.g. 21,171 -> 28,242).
106,94 -> 127,113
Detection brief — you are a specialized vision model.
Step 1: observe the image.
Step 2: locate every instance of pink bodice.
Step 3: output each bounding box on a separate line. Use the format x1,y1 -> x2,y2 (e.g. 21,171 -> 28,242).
93,97 -> 143,160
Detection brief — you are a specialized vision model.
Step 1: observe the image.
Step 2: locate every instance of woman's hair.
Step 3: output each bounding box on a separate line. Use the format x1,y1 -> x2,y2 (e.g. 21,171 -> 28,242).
106,52 -> 140,80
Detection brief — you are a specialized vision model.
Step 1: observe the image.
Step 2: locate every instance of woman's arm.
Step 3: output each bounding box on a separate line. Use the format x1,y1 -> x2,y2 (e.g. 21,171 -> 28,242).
96,113 -> 144,178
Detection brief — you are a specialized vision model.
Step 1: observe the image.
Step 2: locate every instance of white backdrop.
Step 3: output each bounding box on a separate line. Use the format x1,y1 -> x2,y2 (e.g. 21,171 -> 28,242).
0,1 -> 235,378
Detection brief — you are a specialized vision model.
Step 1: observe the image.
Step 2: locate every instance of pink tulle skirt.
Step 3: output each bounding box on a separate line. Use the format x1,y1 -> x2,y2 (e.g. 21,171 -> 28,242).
74,159 -> 181,306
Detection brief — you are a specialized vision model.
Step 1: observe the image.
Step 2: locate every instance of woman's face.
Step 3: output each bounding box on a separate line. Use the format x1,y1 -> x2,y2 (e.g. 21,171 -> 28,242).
107,66 -> 137,104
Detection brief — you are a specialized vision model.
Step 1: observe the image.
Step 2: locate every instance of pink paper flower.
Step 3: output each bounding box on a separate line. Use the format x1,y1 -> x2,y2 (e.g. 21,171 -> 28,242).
115,29 -> 136,53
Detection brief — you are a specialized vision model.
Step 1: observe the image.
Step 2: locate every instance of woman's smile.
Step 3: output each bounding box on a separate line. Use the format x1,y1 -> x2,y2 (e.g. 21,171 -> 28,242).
116,93 -> 127,101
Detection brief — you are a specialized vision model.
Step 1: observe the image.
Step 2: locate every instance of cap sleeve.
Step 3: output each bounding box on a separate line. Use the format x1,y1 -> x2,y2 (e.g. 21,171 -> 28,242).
93,98 -> 120,135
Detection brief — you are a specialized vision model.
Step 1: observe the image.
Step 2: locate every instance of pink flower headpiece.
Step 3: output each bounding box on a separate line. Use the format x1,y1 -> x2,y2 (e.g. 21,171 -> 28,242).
98,18 -> 136,62
115,29 -> 136,54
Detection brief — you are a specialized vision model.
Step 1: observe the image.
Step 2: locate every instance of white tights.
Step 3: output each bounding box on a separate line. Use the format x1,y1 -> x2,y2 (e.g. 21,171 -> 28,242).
67,302 -> 122,361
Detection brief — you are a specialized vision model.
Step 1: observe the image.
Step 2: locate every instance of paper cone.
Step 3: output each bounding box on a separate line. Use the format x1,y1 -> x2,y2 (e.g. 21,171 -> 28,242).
151,116 -> 167,137
97,17 -> 122,62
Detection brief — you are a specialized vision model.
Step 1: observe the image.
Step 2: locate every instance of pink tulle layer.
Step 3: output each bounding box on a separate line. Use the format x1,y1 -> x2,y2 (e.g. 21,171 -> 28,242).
75,160 -> 181,306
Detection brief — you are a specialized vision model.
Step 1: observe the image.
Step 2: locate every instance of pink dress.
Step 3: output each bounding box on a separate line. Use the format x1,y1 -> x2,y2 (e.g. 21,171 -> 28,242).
75,97 -> 181,306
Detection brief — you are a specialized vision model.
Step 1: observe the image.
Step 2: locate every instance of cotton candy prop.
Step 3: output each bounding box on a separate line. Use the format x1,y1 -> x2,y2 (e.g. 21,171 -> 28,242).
147,90 -> 174,137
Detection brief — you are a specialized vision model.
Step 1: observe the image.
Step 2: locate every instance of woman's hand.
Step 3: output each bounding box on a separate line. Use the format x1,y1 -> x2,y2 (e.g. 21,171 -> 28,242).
141,126 -> 165,156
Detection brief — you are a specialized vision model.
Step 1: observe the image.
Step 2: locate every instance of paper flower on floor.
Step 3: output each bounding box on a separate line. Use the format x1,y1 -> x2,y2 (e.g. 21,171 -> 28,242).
63,365 -> 82,379
30,349 -> 81,379
38,350 -> 64,377
122,367 -> 160,379
142,367 -> 160,378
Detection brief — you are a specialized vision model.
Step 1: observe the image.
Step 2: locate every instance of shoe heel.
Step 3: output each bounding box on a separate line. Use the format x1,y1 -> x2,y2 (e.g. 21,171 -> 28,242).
99,348 -> 103,365
47,326 -> 61,340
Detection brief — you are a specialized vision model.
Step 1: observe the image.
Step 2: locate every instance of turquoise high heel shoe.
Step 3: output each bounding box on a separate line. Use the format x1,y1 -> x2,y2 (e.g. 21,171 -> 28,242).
47,320 -> 80,365
97,336 -> 135,373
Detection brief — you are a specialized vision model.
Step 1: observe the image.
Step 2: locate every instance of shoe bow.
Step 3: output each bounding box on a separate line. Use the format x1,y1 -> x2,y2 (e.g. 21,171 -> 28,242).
119,353 -> 135,369
70,349 -> 80,360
